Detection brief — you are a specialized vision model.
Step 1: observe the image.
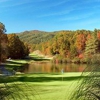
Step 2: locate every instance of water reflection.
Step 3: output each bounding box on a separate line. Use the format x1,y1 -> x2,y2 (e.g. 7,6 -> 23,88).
23,62 -> 87,74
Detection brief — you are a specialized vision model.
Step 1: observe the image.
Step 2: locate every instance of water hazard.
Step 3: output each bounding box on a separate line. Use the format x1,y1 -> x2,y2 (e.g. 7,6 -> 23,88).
22,62 -> 88,74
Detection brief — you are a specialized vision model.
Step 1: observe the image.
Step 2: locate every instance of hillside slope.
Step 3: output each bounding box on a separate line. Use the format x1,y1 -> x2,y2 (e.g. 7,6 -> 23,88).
16,30 -> 58,44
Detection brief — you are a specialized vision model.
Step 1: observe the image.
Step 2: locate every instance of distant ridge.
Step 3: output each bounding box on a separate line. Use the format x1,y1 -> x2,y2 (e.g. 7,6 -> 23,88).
16,30 -> 58,44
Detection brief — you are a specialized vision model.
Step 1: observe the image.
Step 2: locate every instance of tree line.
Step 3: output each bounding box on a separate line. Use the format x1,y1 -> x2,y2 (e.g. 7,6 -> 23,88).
1,21 -> 100,63
0,22 -> 29,63
37,30 -> 100,56
18,29 -> 100,63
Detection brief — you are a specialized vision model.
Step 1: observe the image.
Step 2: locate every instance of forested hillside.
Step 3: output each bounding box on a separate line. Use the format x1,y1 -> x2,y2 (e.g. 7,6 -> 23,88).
16,29 -> 100,63
17,30 -> 58,44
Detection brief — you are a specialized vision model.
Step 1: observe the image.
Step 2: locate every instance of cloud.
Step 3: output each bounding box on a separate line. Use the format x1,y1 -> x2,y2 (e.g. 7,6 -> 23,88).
76,18 -> 100,27
38,9 -> 74,17
0,0 -> 34,8
36,0 -> 70,11
62,17 -> 100,31
37,1 -> 78,17
1,2 -> 26,8
86,0 -> 100,3
48,0 -> 70,8
0,0 -> 10,3
59,12 -> 96,21
0,0 -> 68,8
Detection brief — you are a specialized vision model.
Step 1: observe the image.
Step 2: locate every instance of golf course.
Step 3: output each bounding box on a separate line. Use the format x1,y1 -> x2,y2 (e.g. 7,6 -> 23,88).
1,5 -> 100,99
0,54 -> 85,100
0,72 -> 83,100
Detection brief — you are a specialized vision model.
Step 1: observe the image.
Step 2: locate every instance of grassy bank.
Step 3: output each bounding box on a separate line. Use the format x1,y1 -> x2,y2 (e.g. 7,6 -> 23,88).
6,53 -> 51,65
4,53 -> 52,72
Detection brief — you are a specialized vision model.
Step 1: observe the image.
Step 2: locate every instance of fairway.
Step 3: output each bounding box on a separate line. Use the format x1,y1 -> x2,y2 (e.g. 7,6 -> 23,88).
12,72 -> 83,100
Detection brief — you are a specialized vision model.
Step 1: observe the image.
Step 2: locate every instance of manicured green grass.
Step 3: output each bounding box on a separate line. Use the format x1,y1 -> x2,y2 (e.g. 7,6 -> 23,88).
0,72 -> 83,100
5,53 -> 51,67
26,81 -> 77,100
23,73 -> 82,100
29,53 -> 52,61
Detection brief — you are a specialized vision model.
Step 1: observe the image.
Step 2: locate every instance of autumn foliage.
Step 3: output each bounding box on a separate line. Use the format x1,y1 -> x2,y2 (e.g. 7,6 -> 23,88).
0,22 -> 29,62
20,29 -> 100,60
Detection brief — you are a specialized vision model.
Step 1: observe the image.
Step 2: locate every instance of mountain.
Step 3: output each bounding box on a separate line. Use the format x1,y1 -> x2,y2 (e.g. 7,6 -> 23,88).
16,30 -> 58,44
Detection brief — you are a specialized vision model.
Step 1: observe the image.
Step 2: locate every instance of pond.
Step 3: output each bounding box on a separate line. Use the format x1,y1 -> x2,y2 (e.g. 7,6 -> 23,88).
21,62 -> 89,74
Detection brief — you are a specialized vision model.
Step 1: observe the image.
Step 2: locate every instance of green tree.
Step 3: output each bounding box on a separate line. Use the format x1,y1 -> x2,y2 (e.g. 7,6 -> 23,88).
85,35 -> 98,56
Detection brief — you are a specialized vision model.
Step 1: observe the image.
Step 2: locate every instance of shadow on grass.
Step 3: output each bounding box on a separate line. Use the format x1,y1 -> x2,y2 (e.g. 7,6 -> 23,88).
18,76 -> 86,82
30,57 -> 50,61
0,75 -> 86,83
6,60 -> 29,65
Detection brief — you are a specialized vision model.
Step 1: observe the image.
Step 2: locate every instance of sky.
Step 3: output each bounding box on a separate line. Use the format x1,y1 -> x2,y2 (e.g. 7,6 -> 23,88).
0,0 -> 100,33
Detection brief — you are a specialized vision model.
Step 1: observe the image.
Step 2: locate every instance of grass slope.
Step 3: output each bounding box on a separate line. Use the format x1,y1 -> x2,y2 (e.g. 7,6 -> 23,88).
16,30 -> 58,44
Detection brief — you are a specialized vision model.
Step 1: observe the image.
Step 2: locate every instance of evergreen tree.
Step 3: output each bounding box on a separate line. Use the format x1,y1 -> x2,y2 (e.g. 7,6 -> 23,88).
85,35 -> 98,56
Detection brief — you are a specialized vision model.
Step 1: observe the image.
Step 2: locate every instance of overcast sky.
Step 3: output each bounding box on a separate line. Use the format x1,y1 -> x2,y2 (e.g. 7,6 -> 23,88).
0,0 -> 100,33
